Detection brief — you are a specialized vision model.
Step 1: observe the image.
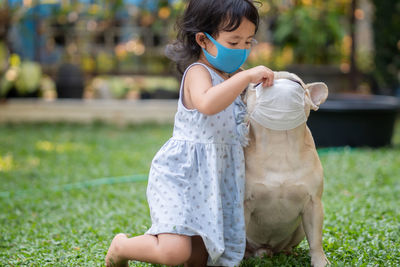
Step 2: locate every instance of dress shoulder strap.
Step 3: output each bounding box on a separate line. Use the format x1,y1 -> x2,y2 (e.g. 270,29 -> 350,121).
178,62 -> 220,99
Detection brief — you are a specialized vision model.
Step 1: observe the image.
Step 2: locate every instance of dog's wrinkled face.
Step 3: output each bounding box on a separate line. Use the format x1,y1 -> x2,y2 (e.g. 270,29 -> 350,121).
245,72 -> 329,124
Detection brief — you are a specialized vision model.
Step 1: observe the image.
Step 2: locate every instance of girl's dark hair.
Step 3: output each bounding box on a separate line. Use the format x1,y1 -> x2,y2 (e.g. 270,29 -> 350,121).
166,0 -> 260,73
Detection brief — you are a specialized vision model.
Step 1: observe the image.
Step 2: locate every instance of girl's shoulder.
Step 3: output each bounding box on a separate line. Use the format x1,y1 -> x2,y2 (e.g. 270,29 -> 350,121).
186,62 -> 210,74
183,62 -> 214,85
185,62 -> 212,76
184,62 -> 223,84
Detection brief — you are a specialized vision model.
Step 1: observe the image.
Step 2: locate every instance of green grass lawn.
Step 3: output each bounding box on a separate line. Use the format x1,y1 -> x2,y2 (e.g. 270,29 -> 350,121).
1,121 -> 399,266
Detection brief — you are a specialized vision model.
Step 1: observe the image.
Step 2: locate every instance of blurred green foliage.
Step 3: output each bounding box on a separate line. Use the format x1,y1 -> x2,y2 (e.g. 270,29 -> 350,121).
0,53 -> 57,99
372,0 -> 400,93
85,75 -> 179,99
0,61 -> 41,96
0,42 -> 7,71
2,0 -> 354,74
2,0 -> 398,96
247,0 -> 353,69
273,4 -> 344,65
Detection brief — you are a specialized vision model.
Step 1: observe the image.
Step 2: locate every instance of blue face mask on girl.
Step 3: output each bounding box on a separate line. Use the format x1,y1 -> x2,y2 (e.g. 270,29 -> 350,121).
202,32 -> 251,74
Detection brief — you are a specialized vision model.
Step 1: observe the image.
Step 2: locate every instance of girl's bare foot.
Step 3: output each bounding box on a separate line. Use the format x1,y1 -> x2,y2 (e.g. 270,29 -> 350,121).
105,233 -> 129,267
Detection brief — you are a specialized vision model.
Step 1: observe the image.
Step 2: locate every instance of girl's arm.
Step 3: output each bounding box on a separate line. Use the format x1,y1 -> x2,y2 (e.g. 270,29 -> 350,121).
185,65 -> 274,115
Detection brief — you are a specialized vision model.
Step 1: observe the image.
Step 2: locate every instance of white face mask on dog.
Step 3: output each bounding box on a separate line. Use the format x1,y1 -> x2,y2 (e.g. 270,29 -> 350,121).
250,79 -> 307,131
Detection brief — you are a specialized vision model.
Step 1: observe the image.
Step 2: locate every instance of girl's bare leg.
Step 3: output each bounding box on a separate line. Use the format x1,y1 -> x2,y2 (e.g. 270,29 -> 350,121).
184,235 -> 208,267
105,233 -> 191,267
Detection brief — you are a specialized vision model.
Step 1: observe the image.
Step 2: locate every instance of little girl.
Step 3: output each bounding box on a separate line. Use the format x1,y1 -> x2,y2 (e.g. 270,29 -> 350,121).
106,0 -> 274,266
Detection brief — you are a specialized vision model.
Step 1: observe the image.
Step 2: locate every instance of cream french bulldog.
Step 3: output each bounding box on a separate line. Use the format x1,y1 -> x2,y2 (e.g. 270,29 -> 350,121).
243,71 -> 330,267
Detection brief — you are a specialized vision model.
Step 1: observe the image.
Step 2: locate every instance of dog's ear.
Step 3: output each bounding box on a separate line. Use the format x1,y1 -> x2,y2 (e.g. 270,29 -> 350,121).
306,82 -> 329,111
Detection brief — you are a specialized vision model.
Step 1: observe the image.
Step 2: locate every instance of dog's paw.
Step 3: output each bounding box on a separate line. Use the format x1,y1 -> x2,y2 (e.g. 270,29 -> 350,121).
311,253 -> 330,267
254,248 -> 273,258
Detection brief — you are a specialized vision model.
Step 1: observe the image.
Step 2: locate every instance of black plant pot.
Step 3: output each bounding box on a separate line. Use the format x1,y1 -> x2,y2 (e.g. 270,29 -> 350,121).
140,89 -> 179,99
307,94 -> 400,148
1,86 -> 40,99
56,64 -> 84,99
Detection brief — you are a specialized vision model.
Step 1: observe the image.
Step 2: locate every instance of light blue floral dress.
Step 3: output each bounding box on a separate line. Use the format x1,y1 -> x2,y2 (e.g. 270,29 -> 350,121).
146,62 -> 248,266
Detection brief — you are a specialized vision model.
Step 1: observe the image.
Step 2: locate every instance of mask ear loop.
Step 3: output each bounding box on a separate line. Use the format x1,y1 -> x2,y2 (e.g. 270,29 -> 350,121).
251,38 -> 258,48
203,32 -> 218,58
204,33 -> 217,45
286,77 -> 319,111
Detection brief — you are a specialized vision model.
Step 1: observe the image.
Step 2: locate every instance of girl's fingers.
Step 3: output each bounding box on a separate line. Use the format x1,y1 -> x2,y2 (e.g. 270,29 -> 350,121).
264,78 -> 270,87
262,77 -> 268,87
262,80 -> 267,87
262,74 -> 273,87
251,66 -> 274,87
267,72 -> 274,87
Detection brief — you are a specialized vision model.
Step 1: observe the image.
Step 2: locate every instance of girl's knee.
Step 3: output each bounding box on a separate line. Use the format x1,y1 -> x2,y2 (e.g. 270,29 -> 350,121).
157,235 -> 192,265
106,233 -> 129,263
111,233 -> 128,252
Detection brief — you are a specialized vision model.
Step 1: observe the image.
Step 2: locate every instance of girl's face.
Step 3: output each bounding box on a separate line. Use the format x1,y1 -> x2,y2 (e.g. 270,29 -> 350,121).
198,17 -> 256,58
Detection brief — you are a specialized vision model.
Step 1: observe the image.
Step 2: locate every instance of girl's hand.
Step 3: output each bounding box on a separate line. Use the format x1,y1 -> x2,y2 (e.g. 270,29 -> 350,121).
245,66 -> 274,87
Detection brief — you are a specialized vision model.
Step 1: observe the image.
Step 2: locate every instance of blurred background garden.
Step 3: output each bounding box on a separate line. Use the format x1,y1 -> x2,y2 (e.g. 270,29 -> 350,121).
0,0 -> 399,100
0,0 -> 400,266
